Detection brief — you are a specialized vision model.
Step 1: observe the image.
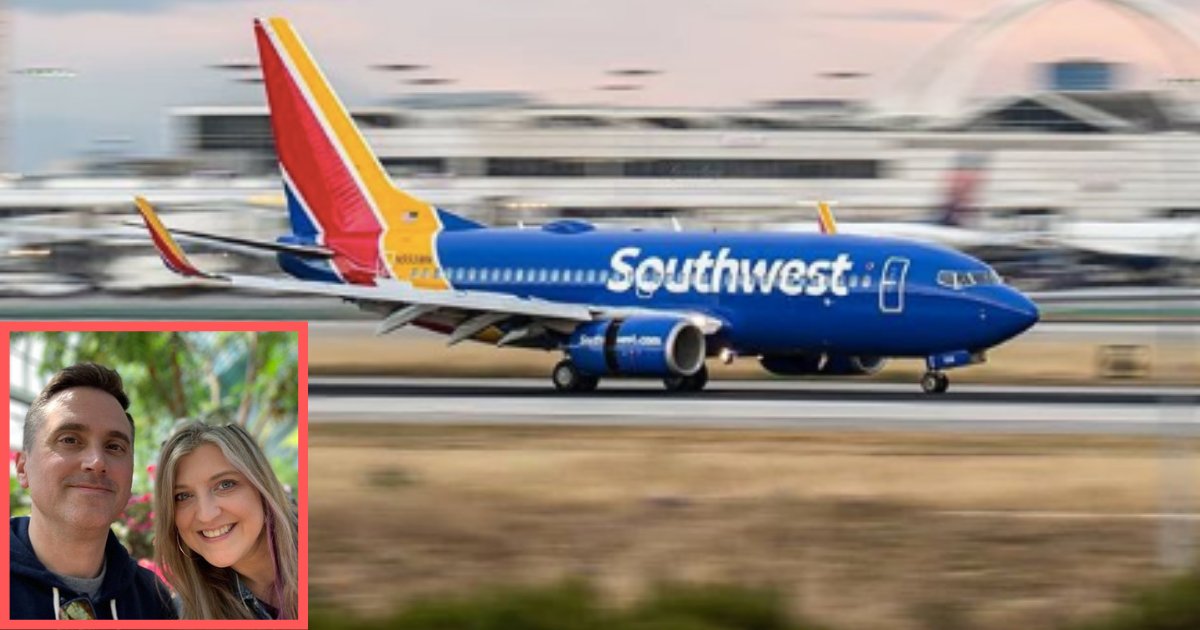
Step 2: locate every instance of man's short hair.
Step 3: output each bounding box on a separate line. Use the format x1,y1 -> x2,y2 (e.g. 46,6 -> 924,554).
22,363 -> 134,454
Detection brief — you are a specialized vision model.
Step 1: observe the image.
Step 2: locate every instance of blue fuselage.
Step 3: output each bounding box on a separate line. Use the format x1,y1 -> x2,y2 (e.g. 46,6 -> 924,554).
429,227 -> 1038,358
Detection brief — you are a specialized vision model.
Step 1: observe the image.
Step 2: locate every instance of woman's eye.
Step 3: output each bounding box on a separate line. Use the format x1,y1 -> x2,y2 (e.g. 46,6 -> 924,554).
174,492 -> 191,502
217,479 -> 237,491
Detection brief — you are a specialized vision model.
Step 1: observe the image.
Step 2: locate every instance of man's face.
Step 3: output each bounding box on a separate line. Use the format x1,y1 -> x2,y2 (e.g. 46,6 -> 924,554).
16,387 -> 134,533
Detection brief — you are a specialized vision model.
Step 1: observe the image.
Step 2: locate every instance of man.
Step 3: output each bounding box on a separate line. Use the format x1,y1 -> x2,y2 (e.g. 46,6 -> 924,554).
11,363 -> 176,620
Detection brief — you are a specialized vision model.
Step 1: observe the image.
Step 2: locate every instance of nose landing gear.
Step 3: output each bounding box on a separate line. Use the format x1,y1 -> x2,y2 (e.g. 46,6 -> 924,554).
920,371 -> 949,394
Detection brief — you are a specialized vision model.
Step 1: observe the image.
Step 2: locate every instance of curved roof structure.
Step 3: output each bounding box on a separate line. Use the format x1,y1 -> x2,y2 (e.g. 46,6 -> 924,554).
879,0 -> 1200,119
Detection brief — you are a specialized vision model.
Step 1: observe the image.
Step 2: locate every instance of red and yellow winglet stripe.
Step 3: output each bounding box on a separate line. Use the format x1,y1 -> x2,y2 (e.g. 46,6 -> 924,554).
133,197 -> 209,278
817,201 -> 839,235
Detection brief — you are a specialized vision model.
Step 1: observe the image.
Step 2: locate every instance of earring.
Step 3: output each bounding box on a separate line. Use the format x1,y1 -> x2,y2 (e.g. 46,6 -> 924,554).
177,534 -> 193,558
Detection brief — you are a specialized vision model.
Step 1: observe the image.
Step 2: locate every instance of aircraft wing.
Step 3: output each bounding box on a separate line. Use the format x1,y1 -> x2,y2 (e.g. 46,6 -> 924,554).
224,274 -> 594,321
135,197 -> 591,319
1052,220 -> 1200,262
135,197 -> 727,340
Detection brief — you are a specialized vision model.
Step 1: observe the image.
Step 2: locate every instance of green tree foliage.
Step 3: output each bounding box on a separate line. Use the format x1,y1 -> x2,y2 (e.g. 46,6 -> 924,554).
1070,570 -> 1200,630
310,581 -> 831,630
10,331 -> 299,557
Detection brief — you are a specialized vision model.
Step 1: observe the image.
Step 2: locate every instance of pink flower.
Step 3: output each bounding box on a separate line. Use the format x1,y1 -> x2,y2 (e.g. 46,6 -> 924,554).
146,464 -> 156,477
9,451 -> 19,464
138,558 -> 167,583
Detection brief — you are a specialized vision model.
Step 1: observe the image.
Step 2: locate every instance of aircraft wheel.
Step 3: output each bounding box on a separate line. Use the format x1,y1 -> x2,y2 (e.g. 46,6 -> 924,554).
577,375 -> 600,392
552,360 -> 583,392
686,364 -> 709,392
663,375 -> 687,392
921,371 -> 949,395
664,364 -> 708,393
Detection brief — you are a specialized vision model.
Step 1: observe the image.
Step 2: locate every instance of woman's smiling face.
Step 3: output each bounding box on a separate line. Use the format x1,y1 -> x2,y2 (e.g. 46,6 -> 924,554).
173,443 -> 266,570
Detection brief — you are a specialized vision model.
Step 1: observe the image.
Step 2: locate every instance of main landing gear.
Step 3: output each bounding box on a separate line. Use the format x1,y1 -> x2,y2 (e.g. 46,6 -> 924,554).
549,360 -> 709,393
663,364 -> 708,393
920,370 -> 950,395
551,359 -> 599,392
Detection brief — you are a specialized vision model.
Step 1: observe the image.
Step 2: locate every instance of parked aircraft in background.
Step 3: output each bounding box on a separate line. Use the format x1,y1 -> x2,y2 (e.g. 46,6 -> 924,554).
134,17 -> 1039,394
782,154 -> 1200,285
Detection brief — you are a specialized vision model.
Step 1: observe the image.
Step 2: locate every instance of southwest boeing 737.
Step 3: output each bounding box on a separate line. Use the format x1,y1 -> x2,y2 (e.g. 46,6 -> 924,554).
134,17 -> 1039,394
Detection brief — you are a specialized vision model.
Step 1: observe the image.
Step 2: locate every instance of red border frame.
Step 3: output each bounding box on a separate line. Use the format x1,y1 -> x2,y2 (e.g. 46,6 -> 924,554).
3,321 -> 308,629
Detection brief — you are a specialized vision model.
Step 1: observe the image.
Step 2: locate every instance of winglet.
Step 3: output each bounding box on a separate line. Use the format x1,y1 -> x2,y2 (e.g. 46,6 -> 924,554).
817,201 -> 839,235
133,197 -> 213,278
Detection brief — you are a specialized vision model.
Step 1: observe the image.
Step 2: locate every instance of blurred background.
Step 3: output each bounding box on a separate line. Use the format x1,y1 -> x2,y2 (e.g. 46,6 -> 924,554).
2,1 -> 1199,629
2,0 -> 1199,301
8,330 -> 299,577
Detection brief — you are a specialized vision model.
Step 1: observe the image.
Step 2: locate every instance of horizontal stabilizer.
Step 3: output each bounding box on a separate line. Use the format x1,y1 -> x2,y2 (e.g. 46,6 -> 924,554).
122,221 -> 334,259
133,197 -> 218,279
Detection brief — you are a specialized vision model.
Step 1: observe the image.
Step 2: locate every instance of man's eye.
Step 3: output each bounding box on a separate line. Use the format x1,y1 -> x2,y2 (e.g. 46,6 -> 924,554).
106,443 -> 127,453
58,436 -> 80,445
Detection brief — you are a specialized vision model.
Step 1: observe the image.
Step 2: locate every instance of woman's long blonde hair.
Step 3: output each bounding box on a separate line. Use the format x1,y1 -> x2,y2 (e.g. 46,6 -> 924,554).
153,422 -> 298,620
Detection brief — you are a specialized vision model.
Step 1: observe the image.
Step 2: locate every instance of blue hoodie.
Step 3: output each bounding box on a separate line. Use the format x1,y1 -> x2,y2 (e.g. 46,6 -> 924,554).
10,516 -> 177,620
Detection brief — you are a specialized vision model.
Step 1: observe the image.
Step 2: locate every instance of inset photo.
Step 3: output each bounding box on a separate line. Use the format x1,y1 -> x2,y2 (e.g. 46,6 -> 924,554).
8,325 -> 306,627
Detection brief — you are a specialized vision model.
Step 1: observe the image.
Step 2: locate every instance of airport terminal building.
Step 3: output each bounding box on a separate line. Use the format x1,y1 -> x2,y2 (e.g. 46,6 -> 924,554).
170,87 -> 1200,228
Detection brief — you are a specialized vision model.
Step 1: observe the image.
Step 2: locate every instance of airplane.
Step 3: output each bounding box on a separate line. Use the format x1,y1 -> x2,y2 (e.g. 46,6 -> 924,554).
133,17 -> 1040,395
780,154 -> 1200,286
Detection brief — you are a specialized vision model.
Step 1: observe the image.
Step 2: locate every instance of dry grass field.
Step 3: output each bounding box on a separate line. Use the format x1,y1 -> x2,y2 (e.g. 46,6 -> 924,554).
309,425 -> 1200,630
310,327 -> 1199,385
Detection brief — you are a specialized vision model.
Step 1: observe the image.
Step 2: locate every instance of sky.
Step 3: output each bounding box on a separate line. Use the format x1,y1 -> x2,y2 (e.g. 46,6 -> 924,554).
9,0 -> 1200,172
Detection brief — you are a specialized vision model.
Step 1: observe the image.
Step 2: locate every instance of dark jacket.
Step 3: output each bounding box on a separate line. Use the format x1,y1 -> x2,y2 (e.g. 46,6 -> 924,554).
10,516 -> 177,620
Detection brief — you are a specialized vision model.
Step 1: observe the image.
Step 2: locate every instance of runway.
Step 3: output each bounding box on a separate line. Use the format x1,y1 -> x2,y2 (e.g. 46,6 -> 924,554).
309,377 -> 1200,435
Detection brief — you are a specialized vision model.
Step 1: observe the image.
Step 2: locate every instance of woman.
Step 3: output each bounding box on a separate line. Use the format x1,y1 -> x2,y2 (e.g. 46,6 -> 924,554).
153,422 -> 297,620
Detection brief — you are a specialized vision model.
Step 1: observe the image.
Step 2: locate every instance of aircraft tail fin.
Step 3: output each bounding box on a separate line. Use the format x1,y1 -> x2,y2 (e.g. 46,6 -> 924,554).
254,17 -> 481,288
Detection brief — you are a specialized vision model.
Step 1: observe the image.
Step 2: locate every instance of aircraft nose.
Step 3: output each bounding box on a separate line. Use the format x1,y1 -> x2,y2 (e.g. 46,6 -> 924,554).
991,289 -> 1040,340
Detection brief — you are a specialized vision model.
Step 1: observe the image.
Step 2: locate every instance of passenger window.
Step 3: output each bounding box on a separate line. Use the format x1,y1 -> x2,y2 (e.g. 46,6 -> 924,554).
862,275 -> 871,289
502,268 -> 513,282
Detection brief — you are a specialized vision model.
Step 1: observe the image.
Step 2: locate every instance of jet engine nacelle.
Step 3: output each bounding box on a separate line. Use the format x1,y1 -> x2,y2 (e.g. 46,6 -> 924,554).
760,354 -> 887,376
568,316 -> 706,377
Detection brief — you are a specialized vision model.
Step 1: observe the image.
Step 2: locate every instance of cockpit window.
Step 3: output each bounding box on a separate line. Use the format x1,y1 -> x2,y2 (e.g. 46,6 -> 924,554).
937,269 -> 1002,290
